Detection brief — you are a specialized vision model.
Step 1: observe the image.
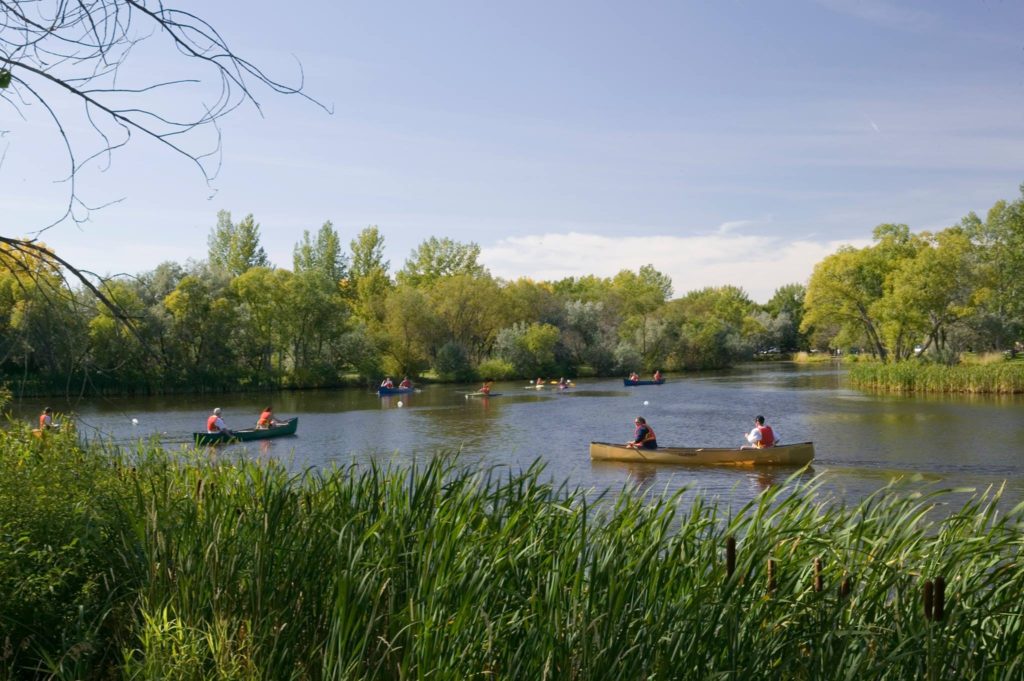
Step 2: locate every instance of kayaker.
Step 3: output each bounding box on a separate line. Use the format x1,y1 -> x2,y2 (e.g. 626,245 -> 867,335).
399,377 -> 412,389
626,416 -> 657,449
743,415 -> 778,449
256,406 -> 283,429
479,380 -> 494,395
206,407 -> 230,434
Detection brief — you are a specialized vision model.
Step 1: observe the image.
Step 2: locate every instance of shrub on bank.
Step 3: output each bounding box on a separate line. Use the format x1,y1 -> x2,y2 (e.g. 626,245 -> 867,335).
4,431 -> 1024,679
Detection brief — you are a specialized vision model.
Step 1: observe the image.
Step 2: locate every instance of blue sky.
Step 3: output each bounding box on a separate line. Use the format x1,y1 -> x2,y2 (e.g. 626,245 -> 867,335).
6,0 -> 1024,301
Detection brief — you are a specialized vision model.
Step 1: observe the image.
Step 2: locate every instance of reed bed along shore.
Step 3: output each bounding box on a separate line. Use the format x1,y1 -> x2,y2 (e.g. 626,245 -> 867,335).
848,360 -> 1024,394
3,425 -> 1024,680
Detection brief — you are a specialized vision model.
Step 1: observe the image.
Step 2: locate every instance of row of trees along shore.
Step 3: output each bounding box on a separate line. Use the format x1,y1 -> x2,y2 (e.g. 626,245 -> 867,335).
3,185 -> 1024,397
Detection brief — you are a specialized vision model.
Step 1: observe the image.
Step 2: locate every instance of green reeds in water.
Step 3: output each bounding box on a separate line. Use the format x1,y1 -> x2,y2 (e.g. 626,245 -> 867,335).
4,429 -> 1024,679
849,361 -> 1024,393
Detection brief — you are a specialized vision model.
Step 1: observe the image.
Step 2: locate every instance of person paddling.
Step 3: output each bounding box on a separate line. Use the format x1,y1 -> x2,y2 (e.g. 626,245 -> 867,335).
479,379 -> 494,395
626,416 -> 657,449
256,406 -> 283,429
206,407 -> 231,435
38,406 -> 58,431
743,415 -> 778,449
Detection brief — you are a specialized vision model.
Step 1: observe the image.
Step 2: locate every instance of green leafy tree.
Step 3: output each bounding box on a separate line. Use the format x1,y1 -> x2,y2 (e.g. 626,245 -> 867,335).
294,221 -> 347,283
208,211 -> 270,276
397,237 -> 487,288
962,186 -> 1024,351
802,225 -> 921,360
349,226 -> 393,328
427,274 -> 504,364
664,286 -> 755,369
882,228 -> 976,359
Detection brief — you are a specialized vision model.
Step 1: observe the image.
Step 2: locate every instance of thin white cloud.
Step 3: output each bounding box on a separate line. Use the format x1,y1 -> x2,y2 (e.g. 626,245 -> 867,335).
481,231 -> 871,304
716,220 -> 755,234
812,0 -> 937,32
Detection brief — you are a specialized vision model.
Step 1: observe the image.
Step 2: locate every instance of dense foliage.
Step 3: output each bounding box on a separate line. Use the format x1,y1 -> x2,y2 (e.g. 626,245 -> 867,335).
4,186 -> 1024,396
1,219 -> 805,396
2,429 -> 1024,679
802,184 -> 1024,362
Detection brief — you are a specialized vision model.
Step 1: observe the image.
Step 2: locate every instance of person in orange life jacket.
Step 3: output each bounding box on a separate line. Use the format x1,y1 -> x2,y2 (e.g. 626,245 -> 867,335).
743,415 -> 778,449
653,369 -> 663,381
479,379 -> 494,395
627,416 -> 657,449
256,406 -> 283,429
206,407 -> 231,434
39,406 -> 57,430
399,377 -> 412,389
628,371 -> 640,383
381,377 -> 394,389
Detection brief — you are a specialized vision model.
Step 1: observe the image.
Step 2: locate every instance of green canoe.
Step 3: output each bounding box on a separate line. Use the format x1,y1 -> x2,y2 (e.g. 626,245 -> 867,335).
194,417 -> 298,446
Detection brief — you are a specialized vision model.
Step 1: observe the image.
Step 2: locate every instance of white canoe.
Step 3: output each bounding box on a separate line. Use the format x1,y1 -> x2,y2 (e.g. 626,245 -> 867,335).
589,441 -> 815,466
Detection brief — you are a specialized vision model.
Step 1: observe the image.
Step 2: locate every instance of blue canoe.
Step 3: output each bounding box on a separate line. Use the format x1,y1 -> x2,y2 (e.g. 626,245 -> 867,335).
378,386 -> 415,396
623,378 -> 665,386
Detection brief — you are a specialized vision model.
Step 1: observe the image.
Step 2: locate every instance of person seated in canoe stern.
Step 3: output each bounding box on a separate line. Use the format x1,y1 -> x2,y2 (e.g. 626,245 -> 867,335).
653,369 -> 663,381
206,407 -> 231,435
742,415 -> 778,449
39,406 -> 57,431
256,406 -> 284,429
380,377 -> 394,389
399,376 -> 412,389
626,416 -> 657,449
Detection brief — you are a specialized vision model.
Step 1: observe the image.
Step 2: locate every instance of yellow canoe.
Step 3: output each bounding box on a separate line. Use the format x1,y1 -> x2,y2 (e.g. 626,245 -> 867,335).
589,441 -> 815,466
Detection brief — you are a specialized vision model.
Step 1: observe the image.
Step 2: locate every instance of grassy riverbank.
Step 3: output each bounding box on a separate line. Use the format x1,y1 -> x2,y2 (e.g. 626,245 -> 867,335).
3,426 -> 1024,679
848,359 -> 1024,393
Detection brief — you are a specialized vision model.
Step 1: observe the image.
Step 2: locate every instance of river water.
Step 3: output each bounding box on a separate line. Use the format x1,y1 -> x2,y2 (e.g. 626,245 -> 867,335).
14,363 -> 1024,508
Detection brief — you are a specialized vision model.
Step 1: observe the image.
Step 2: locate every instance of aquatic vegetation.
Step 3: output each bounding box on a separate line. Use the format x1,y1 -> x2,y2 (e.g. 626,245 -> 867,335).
849,361 -> 1024,393
2,427 -> 1024,679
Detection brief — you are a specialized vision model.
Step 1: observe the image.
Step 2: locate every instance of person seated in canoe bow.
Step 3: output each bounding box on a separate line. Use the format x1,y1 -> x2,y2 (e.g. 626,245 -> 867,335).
256,406 -> 284,429
399,377 -> 412,389
381,377 -> 394,389
653,369 -> 663,381
626,416 -> 657,449
206,407 -> 232,435
628,371 -> 640,383
742,415 -> 778,449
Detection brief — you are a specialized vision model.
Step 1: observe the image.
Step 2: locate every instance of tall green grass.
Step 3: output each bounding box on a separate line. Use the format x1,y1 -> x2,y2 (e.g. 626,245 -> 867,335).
3,426 -> 1024,679
849,361 -> 1024,393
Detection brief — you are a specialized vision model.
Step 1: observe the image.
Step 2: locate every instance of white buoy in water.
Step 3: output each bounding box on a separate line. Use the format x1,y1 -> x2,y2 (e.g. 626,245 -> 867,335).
131,418 -> 139,425
397,400 -> 404,408
643,400 -> 649,406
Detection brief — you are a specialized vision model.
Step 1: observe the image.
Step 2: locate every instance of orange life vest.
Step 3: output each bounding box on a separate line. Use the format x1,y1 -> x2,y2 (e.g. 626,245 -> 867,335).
258,411 -> 272,427
39,413 -> 49,429
756,425 -> 775,448
635,424 -> 657,448
207,414 -> 220,432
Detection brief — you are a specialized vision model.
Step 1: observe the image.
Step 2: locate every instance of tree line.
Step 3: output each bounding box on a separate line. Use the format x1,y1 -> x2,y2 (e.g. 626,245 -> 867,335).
3,185 -> 1023,396
0,212 -> 806,396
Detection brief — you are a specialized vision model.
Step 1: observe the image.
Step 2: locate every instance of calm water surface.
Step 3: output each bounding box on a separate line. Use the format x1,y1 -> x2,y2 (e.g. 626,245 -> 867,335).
16,363 -> 1024,508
